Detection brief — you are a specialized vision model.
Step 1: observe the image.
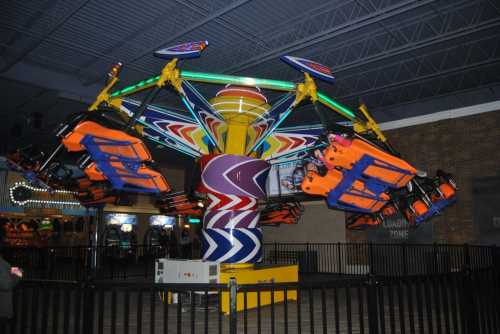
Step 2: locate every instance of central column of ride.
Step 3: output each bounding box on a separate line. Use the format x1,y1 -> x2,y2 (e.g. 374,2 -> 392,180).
201,85 -> 271,264
200,154 -> 269,263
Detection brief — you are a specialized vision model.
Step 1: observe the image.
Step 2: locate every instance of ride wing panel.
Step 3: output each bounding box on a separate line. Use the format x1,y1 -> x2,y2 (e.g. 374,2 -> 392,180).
120,99 -> 209,157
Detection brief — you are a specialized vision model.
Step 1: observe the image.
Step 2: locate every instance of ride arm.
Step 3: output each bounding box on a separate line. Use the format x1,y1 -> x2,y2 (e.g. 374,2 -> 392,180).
89,63 -> 122,111
353,103 -> 387,144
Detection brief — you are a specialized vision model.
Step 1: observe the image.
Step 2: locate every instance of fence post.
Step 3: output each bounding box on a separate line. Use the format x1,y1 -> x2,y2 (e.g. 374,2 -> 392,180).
337,242 -> 342,275
490,244 -> 498,269
402,243 -> 408,276
274,242 -> 278,265
229,277 -> 238,334
306,242 -> 310,273
369,243 -> 375,276
366,274 -> 379,334
82,279 -> 95,334
464,243 -> 470,270
433,243 -> 438,274
461,268 -> 478,333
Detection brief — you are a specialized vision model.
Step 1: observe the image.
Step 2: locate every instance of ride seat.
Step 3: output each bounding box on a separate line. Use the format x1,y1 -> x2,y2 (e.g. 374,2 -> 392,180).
62,121 -> 152,162
323,136 -> 416,188
301,169 -> 389,213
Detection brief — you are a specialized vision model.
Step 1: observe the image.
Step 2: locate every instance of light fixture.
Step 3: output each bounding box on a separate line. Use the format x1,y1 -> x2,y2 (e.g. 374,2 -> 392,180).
9,182 -> 81,207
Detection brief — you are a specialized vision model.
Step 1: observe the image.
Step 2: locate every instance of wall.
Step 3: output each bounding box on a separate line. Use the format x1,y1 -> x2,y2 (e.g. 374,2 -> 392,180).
263,201 -> 345,243
347,109 -> 500,244
157,167 -> 187,192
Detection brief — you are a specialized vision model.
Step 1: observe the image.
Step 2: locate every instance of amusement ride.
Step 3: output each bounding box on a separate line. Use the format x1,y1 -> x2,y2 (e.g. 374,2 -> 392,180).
7,41 -> 457,306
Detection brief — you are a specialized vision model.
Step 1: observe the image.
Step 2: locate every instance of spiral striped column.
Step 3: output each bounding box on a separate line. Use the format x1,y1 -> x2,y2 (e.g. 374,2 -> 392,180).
200,154 -> 270,263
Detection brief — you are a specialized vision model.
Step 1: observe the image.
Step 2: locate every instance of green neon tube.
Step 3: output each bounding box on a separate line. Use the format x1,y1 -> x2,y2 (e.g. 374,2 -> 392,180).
109,71 -> 357,121
317,92 -> 356,120
180,70 -> 295,91
110,71 -> 295,98
110,75 -> 160,97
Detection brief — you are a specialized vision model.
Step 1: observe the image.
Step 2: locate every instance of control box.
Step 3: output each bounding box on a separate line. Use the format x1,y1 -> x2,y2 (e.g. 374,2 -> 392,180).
155,259 -> 220,284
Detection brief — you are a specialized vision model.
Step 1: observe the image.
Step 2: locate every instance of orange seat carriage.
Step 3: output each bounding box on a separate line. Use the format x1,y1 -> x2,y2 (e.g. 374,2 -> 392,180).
405,175 -> 457,226
259,204 -> 303,226
323,135 -> 416,189
346,203 -> 404,230
60,120 -> 170,194
301,169 -> 390,213
62,121 -> 152,162
300,133 -> 418,214
346,214 -> 382,230
85,160 -> 170,193
259,203 -> 303,226
159,194 -> 203,216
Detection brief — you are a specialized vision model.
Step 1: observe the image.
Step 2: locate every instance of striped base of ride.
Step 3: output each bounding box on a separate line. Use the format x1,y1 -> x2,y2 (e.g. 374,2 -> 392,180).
200,154 -> 269,264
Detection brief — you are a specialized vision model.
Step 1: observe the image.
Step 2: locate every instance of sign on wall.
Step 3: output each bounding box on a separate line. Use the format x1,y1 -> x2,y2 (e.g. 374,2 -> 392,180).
368,214 -> 433,243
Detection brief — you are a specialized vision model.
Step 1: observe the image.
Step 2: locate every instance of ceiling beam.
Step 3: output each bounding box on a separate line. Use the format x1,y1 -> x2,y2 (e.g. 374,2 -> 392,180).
1,0 -> 55,47
1,61 -> 101,105
175,0 -> 269,49
0,0 -> 91,73
337,57 -> 500,102
378,89 -> 500,128
224,0 -> 437,74
334,19 -> 500,75
80,0 -> 252,86
0,23 -> 154,79
290,0 -> 498,85
128,0 -> 252,64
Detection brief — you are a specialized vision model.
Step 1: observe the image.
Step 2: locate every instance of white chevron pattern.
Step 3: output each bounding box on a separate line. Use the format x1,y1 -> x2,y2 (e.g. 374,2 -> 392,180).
204,210 -> 259,229
207,193 -> 257,211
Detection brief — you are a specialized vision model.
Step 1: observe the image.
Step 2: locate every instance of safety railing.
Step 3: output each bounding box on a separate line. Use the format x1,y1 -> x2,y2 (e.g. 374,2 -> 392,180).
2,243 -> 499,281
261,242 -> 500,276
2,267 -> 499,334
1,244 -> 167,280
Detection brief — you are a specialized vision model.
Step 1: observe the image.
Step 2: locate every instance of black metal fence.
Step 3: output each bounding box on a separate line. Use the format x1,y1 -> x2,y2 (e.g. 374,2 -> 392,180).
261,242 -> 500,276
3,268 -> 500,334
2,243 -> 499,280
1,245 -> 166,281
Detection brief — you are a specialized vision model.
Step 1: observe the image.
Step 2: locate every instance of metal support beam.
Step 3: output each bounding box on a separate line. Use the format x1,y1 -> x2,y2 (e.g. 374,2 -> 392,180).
1,0 -> 55,47
174,0 -> 269,50
372,83 -> 500,122
225,0 -> 437,74
128,0 -> 252,64
334,19 -> 500,75
79,0 -> 260,85
335,34 -> 500,101
1,60 -> 102,104
1,0 -> 91,73
0,24 -> 154,79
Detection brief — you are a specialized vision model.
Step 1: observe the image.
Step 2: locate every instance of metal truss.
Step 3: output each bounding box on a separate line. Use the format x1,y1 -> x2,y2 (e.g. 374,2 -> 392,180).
358,63 -> 500,114
253,0 -> 499,79
332,0 -> 500,75
77,0 -> 254,86
224,0 -> 438,74
370,81 -> 500,121
333,32 -> 500,108
0,0 -> 91,73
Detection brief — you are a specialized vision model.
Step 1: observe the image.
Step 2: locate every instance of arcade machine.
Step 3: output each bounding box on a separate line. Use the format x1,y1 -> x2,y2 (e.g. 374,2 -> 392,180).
144,215 -> 175,256
102,213 -> 138,259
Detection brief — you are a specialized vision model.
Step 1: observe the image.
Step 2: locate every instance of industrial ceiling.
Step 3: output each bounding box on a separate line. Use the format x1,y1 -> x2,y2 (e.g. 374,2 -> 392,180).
1,0 -> 499,161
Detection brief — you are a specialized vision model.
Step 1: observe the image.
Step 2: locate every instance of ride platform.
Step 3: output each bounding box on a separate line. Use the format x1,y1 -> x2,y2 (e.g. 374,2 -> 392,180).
219,263 -> 298,314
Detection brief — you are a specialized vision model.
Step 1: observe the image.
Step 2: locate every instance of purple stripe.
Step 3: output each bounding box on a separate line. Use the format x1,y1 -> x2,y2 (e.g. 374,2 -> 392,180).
202,154 -> 270,198
204,210 -> 259,229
